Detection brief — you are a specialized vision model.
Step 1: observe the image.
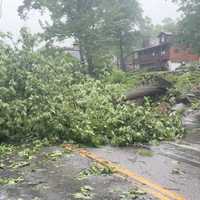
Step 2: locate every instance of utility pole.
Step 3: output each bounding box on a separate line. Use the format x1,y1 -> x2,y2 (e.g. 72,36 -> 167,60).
0,0 -> 3,19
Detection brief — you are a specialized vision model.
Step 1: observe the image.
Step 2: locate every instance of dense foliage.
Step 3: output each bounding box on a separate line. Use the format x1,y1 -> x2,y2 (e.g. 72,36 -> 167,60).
164,65 -> 200,110
0,32 -> 184,146
172,0 -> 200,54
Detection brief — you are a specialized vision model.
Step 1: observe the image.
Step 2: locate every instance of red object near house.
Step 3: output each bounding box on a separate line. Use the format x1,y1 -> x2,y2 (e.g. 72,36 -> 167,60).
126,32 -> 200,71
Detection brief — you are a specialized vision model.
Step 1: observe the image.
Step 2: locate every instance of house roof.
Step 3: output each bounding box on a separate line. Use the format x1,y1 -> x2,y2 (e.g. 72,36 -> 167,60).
125,32 -> 173,58
134,43 -> 169,53
158,32 -> 173,37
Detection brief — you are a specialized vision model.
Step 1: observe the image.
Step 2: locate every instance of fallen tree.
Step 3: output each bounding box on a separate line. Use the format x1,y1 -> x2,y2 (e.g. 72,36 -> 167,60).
124,76 -> 172,102
124,85 -> 167,101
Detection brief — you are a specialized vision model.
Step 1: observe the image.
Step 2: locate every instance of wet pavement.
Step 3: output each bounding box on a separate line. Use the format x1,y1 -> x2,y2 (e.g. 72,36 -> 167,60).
1,133 -> 200,200
0,146 -> 155,200
1,129 -> 200,199
88,132 -> 200,200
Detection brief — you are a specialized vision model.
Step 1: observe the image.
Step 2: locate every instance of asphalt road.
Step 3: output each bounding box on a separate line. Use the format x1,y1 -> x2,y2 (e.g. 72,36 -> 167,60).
88,132 -> 200,200
0,146 -> 155,200
1,132 -> 199,200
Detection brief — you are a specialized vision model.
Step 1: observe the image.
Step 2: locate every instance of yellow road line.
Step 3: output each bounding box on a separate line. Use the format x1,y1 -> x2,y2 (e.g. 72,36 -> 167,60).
64,144 -> 186,200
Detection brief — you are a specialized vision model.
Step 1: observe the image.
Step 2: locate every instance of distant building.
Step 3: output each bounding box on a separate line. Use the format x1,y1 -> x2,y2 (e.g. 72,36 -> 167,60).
126,32 -> 200,71
63,43 -> 81,60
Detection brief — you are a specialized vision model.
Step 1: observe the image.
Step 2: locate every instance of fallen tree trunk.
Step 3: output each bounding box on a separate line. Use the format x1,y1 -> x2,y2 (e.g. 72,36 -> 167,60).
124,85 -> 167,101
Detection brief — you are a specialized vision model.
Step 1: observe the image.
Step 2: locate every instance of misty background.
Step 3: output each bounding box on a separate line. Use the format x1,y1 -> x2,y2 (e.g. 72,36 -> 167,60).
0,0 -> 179,45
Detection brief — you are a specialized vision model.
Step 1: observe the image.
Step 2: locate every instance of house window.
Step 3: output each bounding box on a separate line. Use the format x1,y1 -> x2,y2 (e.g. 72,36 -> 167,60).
161,50 -> 166,55
160,35 -> 166,43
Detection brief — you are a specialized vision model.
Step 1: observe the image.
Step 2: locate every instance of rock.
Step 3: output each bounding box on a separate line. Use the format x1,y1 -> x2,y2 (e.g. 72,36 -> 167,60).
182,110 -> 200,129
172,103 -> 187,112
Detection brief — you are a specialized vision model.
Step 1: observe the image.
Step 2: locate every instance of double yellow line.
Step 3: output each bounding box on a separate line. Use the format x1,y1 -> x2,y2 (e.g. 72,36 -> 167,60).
64,144 -> 186,200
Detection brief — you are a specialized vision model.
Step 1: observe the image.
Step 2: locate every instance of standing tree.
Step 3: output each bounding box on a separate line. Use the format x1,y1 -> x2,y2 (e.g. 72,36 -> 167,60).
161,17 -> 177,33
139,17 -> 178,48
172,0 -> 200,54
18,0 -> 143,73
101,0 -> 142,71
19,0 -> 106,75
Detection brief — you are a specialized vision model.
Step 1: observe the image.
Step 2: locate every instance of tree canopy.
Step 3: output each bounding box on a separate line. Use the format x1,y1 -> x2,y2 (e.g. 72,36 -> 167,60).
138,17 -> 177,48
172,0 -> 200,53
18,0 -> 143,73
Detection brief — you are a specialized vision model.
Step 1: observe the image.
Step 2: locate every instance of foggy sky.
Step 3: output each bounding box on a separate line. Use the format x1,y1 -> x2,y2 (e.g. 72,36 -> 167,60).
0,0 -> 179,41
140,0 -> 179,23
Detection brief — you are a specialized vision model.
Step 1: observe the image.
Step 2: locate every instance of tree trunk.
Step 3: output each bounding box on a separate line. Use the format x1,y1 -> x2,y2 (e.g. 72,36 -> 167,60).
119,32 -> 126,71
87,55 -> 94,76
79,42 -> 85,65
76,33 -> 85,65
76,0 -> 85,66
124,85 -> 167,101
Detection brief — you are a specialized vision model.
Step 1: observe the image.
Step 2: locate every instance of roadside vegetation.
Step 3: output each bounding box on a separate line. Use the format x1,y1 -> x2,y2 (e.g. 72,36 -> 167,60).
0,31 -> 186,148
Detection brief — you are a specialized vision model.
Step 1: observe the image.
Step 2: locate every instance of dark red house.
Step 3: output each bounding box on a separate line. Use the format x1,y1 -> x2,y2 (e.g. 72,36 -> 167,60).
126,32 -> 200,71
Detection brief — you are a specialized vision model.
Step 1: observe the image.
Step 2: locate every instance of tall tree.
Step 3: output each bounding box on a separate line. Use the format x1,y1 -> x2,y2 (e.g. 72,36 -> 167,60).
161,17 -> 177,33
19,0 -> 105,75
172,0 -> 200,53
19,0 -> 143,73
101,0 -> 142,71
140,17 -> 177,47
